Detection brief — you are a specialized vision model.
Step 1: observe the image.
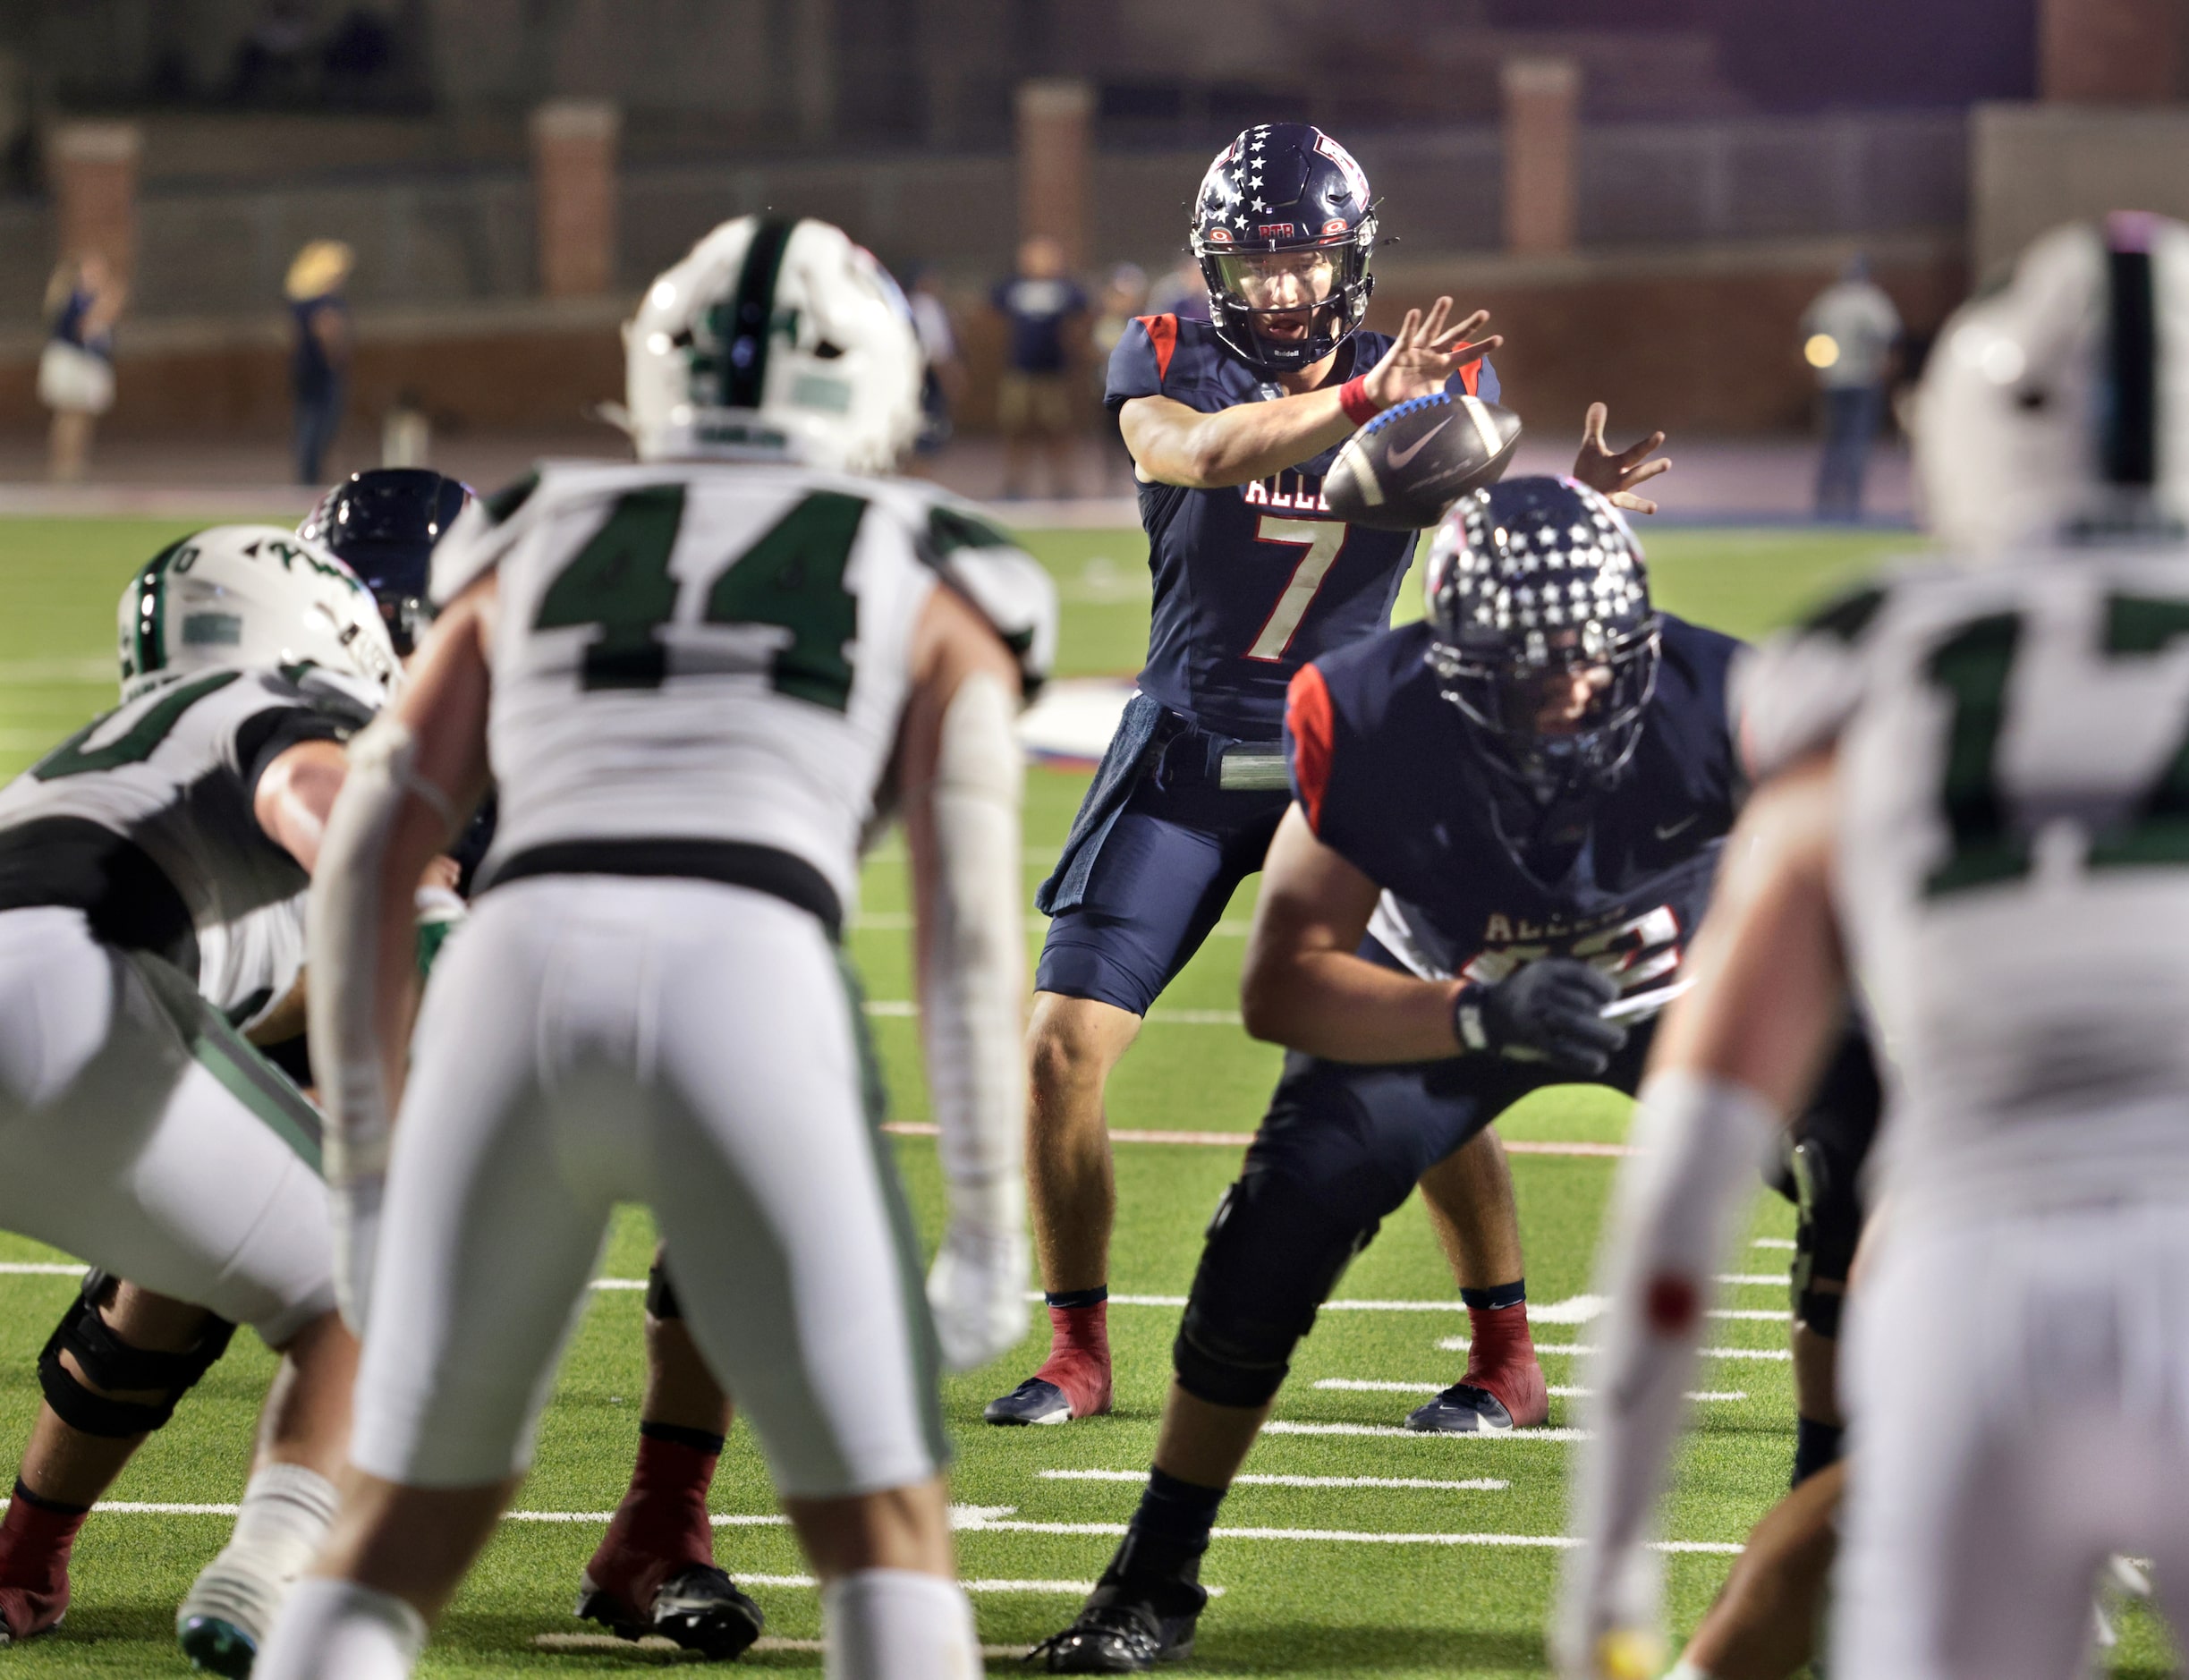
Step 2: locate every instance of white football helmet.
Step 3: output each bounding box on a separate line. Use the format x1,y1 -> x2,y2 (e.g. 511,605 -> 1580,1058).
117,524 -> 402,704
624,215 -> 923,475
1916,212 -> 2189,554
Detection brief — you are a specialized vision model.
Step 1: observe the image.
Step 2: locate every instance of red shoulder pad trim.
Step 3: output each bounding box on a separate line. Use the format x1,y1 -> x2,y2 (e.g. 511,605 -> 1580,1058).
1286,662 -> 1336,834
1136,313 -> 1180,385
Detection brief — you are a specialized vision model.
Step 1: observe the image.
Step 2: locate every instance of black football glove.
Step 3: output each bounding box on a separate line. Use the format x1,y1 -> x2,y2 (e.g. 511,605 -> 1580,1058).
1453,958 -> 1628,1077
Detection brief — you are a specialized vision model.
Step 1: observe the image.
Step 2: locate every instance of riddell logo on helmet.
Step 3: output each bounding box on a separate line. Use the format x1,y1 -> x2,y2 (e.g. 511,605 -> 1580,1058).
1205,226 -> 1234,244
1321,219 -> 1349,235
1259,223 -> 1297,239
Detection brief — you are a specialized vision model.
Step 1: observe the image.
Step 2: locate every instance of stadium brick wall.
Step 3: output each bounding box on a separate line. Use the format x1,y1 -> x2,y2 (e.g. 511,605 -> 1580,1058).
0,234 -> 1957,441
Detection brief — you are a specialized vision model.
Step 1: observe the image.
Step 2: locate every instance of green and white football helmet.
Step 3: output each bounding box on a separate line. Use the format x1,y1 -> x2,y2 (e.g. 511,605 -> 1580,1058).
624,215 -> 923,476
116,524 -> 403,704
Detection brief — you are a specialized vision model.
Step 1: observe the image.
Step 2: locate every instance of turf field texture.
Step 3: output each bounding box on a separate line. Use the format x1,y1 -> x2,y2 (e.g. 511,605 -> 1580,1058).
0,514 -> 2170,1676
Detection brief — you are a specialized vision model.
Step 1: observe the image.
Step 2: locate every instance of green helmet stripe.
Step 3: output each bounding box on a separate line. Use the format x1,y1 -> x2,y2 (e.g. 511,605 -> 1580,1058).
720,217 -> 798,412
127,535 -> 194,684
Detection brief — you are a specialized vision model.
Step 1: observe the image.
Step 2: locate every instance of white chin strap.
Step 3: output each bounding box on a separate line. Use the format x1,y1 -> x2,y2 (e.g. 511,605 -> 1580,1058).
918,670 -> 1028,1239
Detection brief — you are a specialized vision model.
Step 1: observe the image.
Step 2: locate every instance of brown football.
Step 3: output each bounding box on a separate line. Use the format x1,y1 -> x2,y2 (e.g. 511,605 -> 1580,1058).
1325,393 -> 1523,530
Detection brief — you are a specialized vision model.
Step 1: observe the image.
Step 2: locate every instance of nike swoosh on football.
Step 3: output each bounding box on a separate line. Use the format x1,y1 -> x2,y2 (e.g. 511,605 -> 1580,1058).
1655,815 -> 1700,840
1385,414 -> 1455,471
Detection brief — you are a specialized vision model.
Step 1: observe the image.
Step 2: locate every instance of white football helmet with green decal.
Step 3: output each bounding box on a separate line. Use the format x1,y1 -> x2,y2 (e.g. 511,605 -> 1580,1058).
117,524 -> 402,705
624,215 -> 923,476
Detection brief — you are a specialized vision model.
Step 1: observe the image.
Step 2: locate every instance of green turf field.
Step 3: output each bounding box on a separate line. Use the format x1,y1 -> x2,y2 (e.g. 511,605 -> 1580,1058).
0,513 -> 2170,1676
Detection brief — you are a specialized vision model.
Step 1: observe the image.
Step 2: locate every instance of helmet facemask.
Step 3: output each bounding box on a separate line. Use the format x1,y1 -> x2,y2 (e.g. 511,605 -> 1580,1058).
1429,618 -> 1661,802
1197,223 -> 1375,375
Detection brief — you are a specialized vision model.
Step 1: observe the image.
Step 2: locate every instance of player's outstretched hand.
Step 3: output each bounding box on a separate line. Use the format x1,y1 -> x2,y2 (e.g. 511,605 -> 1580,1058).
1571,403 -> 1670,515
1458,957 -> 1627,1077
927,1220 -> 1031,1371
1361,296 -> 1502,412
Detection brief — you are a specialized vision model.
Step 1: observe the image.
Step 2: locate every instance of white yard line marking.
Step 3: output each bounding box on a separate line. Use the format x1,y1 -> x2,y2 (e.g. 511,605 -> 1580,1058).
1437,1336 -> 1792,1362
1005,1292 -> 1633,1313
1263,1421 -> 1593,1442
0,658 -> 112,684
537,1633 -> 1039,1657
864,1000 -> 1243,1025
1309,1379 -> 1744,1403
0,1262 -> 83,1275
1715,1274 -> 1787,1286
1039,1469 -> 1511,1492
8,1498 -> 1743,1559
1752,1237 -> 1797,1250
880,1121 -> 1623,1156
851,912 -> 1249,938
1707,1309 -> 1790,1321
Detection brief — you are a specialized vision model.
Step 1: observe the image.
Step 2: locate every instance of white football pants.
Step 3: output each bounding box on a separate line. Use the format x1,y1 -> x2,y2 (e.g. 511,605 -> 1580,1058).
0,906 -> 334,1344
351,875 -> 945,1497
1836,1200 -> 2189,1680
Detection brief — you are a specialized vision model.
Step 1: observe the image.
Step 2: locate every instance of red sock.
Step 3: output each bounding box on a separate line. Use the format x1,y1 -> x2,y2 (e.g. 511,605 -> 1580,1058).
1461,1300 -> 1548,1429
584,1425 -> 721,1609
0,1480 -> 87,1640
1032,1299 -> 1113,1419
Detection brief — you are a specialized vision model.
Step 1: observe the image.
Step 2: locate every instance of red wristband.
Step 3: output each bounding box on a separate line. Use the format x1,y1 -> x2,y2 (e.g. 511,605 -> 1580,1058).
1338,375 -> 1380,428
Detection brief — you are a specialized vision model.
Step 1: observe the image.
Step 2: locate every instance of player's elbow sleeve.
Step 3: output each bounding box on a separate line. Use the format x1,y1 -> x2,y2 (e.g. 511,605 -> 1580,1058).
920,670 -> 1029,1232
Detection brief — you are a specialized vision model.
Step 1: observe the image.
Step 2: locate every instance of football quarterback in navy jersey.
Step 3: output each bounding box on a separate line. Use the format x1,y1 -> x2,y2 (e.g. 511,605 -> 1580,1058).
993,121 -> 1671,1430
1029,479 -> 1735,1672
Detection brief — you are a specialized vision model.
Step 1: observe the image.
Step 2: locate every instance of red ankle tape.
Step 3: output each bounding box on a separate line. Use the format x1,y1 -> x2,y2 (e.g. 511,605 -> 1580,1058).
586,1433 -> 719,1600
1462,1302 -> 1546,1425
1032,1303 -> 1113,1417
0,1488 -> 86,1594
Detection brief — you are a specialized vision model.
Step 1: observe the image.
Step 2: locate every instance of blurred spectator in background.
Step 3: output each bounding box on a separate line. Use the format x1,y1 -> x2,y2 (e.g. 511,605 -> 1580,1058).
38,254 -> 123,483
1147,254 -> 1210,325
908,267 -> 963,458
1803,254 -> 1901,520
232,0 -> 313,102
287,239 -> 354,484
1090,261 -> 1148,494
992,234 -> 1088,499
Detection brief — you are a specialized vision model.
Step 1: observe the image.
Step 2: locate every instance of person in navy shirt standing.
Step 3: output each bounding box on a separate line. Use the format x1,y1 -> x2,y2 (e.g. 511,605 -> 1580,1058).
1027,477 -> 1735,1671
988,123 -> 1671,1430
994,234 -> 1090,499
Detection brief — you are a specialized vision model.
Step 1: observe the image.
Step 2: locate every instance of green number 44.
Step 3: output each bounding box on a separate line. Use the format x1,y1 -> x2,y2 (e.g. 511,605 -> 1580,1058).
535,485 -> 867,711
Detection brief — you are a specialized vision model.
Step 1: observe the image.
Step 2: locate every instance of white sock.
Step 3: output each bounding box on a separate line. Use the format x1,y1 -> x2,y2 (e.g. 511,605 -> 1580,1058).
1665,1661 -> 1718,1680
180,1463 -> 342,1640
821,1568 -> 980,1680
228,1463 -> 340,1576
254,1576 -> 426,1680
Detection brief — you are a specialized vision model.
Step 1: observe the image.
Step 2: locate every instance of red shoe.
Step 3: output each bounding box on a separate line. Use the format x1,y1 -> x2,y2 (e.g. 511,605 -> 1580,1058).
0,1579 -> 66,1646
984,1302 -> 1113,1425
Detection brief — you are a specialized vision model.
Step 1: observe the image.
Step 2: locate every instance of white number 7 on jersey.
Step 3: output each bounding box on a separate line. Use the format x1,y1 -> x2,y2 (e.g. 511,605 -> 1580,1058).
1246,515 -> 1349,661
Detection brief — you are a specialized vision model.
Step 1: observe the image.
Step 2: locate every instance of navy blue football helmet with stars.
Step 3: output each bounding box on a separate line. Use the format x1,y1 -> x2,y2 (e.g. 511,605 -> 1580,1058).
1190,123 -> 1377,375
1423,476 -> 1660,793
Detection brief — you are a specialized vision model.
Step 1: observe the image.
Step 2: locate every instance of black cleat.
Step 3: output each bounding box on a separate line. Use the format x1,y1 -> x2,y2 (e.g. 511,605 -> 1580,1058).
575,1564 -> 765,1660
1026,1578 -> 1204,1673
985,1377 -> 1074,1426
1405,1381 -> 1515,1434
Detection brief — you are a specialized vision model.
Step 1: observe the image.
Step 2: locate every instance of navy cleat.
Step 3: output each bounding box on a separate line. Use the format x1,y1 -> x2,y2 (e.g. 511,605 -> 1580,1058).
1405,1381 -> 1517,1434
985,1377 -> 1075,1426
176,1614 -> 256,1676
1027,1577 -> 1205,1673
575,1563 -> 764,1660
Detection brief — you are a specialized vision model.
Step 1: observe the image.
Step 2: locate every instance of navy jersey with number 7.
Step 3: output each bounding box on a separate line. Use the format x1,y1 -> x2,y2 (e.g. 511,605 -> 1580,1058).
1106,311 -> 1498,740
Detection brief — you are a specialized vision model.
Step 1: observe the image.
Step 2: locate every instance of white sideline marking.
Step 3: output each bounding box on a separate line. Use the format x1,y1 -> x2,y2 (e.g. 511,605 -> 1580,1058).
1263,1421 -> 1592,1442
948,1512 -> 1735,1553
1040,1469 -> 1511,1492
1752,1237 -> 1797,1250
1438,1336 -> 1793,1362
0,1262 -> 83,1275
1716,1273 -> 1787,1286
1709,1309 -> 1791,1321
1310,1379 -> 1744,1403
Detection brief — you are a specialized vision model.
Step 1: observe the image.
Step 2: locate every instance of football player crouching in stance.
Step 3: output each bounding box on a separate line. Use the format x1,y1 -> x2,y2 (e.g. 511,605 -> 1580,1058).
303,465 -> 764,1653
1032,478 -> 1746,1672
254,215 -> 1055,1680
1558,213 -> 2189,1680
0,526 -> 420,1671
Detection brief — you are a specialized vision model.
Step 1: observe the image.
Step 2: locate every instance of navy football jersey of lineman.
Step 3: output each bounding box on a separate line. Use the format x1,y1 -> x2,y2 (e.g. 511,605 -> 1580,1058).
1107,313 -> 1499,741
1285,615 -> 1743,1017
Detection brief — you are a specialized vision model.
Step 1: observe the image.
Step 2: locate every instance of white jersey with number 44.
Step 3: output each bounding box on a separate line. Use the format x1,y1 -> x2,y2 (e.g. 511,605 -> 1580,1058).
431,461 -> 1035,919
1740,549 -> 2189,1222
